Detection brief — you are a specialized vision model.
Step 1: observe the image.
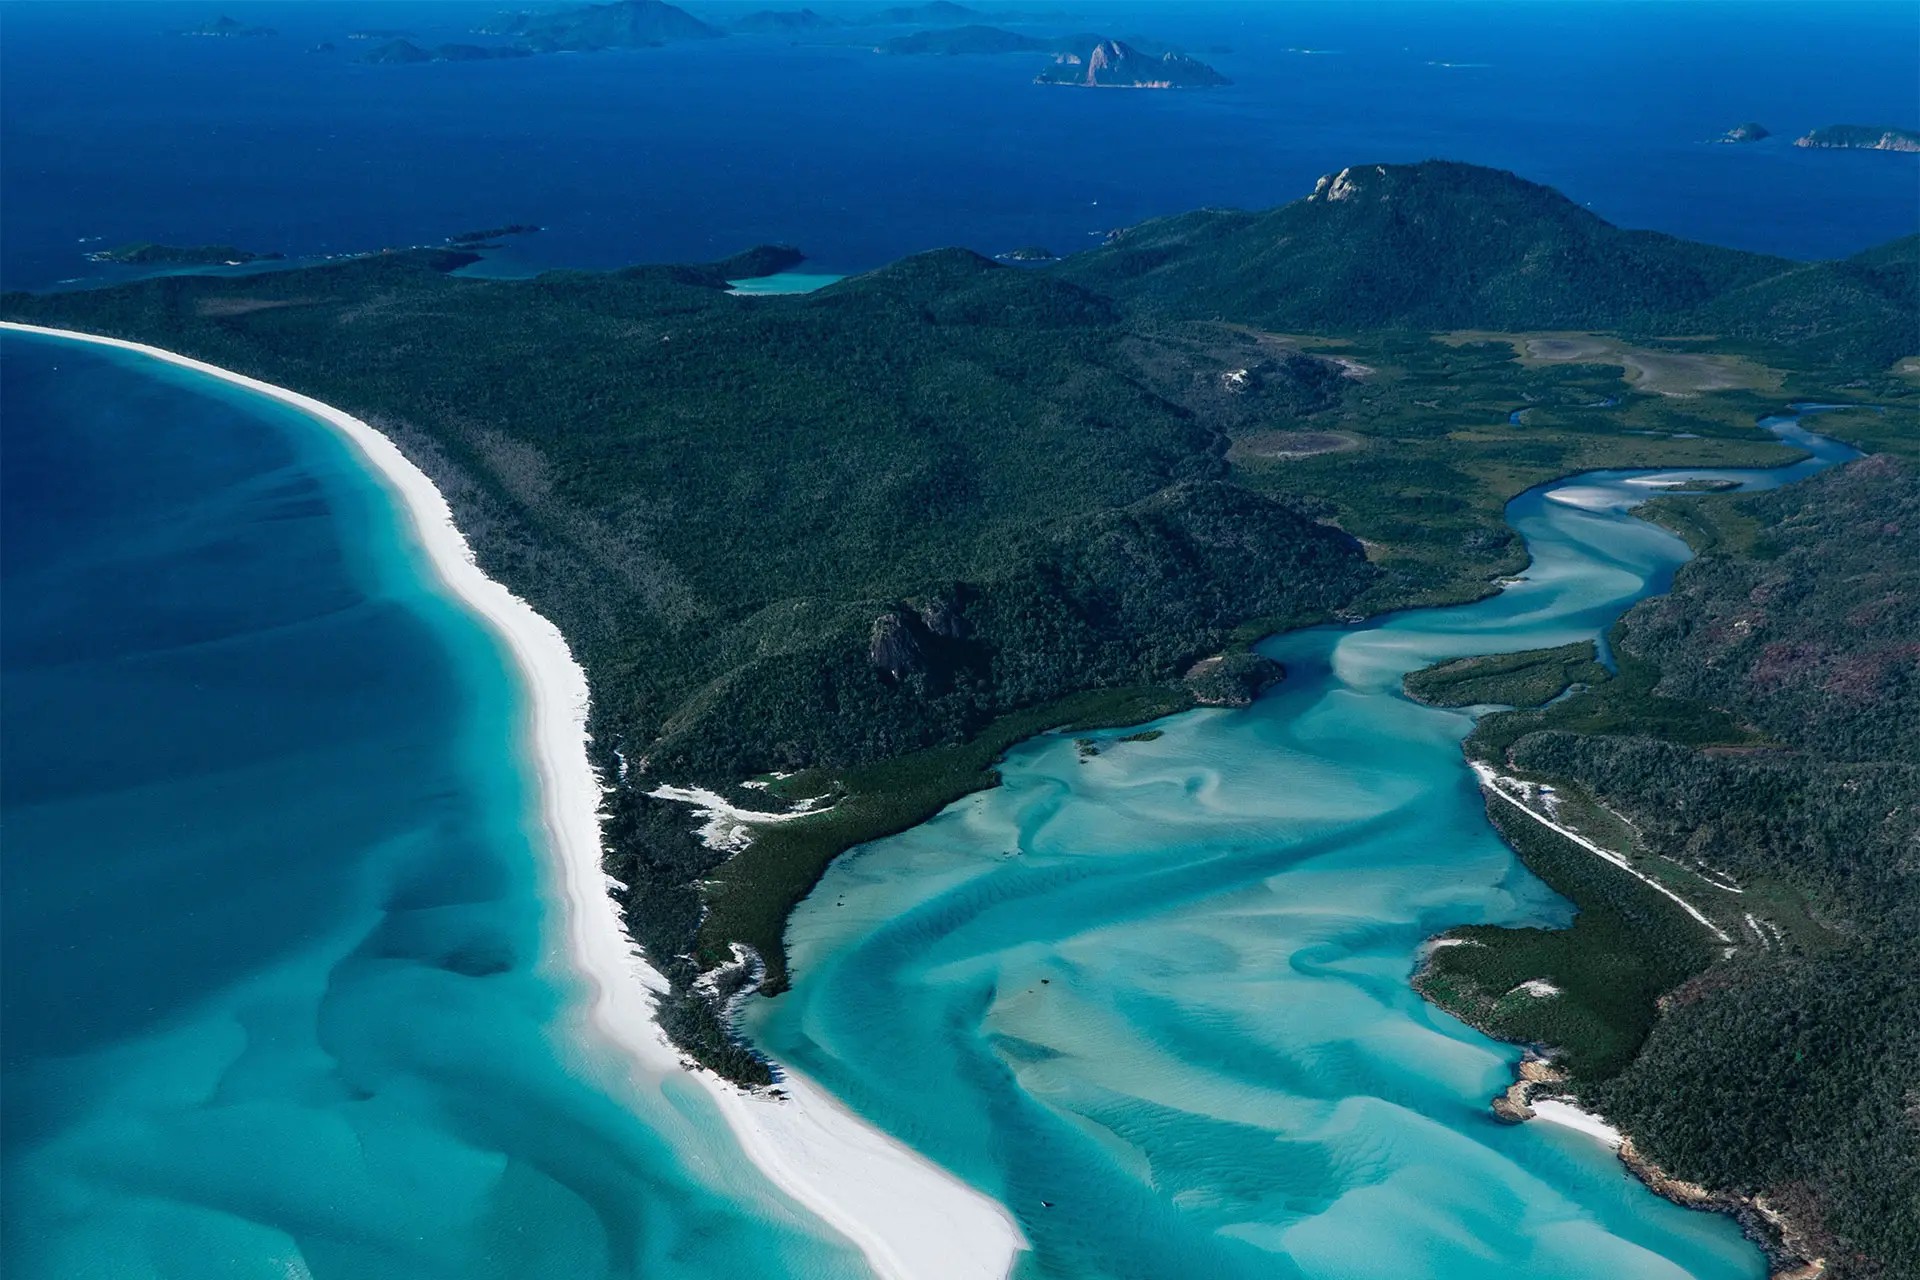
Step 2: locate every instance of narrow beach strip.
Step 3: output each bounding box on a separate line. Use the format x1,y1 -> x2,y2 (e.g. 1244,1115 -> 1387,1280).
1471,761 -> 1734,944
1530,1099 -> 1625,1149
0,322 -> 1028,1280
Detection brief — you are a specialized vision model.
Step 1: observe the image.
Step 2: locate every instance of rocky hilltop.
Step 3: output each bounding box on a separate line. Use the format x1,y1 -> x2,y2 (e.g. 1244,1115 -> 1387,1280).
1034,38 -> 1228,88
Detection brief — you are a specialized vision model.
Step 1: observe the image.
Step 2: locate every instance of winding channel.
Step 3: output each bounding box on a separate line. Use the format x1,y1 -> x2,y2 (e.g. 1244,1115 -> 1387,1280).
750,411 -> 1861,1280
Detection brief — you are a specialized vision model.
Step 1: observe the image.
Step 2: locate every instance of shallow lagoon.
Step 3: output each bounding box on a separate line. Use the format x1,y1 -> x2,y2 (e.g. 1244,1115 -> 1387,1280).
753,416 -> 1859,1279
0,332 -> 866,1280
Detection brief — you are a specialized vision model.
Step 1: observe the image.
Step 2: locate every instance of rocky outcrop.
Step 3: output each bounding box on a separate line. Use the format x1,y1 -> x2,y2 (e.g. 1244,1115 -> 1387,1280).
1034,39 -> 1229,89
916,596 -> 970,639
1718,122 -> 1770,143
1484,1052 -> 1826,1279
1309,165 -> 1393,203
1489,1051 -> 1567,1122
1618,1139 -> 1826,1279
1183,652 -> 1284,706
868,611 -> 925,679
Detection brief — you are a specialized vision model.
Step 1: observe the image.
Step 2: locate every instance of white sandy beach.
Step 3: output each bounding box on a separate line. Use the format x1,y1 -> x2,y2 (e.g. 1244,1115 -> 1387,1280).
1531,1099 -> 1625,1149
0,322 -> 1027,1280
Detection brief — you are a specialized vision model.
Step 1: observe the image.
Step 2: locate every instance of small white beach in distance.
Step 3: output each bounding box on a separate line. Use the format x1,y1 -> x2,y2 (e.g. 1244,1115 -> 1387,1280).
0,322 -> 1026,1280
728,271 -> 847,295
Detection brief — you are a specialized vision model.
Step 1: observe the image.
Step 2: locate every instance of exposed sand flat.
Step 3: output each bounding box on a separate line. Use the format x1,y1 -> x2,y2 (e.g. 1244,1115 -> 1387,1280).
1441,330 -> 1781,396
0,322 -> 1028,1280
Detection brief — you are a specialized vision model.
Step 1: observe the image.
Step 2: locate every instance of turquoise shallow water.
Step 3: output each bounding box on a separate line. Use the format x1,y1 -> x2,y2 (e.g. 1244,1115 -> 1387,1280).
752,416 -> 1860,1280
0,332 -> 866,1280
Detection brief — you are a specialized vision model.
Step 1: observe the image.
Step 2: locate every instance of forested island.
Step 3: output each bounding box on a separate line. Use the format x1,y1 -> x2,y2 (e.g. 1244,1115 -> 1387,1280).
1035,38 -> 1229,88
1795,124 -> 1920,152
480,0 -> 723,51
174,15 -> 275,37
732,8 -> 837,33
7,160 -> 1916,1275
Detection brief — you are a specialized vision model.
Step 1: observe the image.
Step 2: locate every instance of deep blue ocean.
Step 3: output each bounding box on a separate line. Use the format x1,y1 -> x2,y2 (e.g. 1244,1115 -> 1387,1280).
2,0 -> 1917,292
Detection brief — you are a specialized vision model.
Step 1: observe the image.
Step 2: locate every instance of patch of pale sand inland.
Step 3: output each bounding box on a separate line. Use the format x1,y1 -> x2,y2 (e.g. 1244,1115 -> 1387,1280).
1520,334 -> 1778,397
1229,429 -> 1363,462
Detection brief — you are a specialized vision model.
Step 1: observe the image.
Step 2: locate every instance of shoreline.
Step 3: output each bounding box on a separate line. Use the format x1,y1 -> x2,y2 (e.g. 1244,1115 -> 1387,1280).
0,322 -> 1028,1280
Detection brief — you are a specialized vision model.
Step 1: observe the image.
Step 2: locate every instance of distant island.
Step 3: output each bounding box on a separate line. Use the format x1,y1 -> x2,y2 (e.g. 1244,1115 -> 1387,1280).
360,40 -> 532,65
1035,38 -> 1229,88
878,25 -> 1049,55
1795,124 -> 1920,152
482,0 -> 723,52
1717,122 -> 1769,143
733,8 -> 838,32
348,28 -> 414,41
995,245 -> 1058,262
174,15 -> 275,37
869,1 -> 985,24
85,243 -> 281,266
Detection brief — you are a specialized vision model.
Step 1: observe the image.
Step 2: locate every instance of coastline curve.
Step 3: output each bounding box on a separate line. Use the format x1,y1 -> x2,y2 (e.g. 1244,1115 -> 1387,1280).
0,321 -> 1028,1280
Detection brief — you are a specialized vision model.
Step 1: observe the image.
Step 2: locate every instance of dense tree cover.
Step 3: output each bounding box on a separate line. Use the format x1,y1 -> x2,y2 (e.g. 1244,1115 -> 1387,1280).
1418,801 -> 1717,1078
1686,236 -> 1920,371
1060,161 -> 1918,370
1403,641 -> 1606,708
1460,458 -> 1920,1275
1059,161 -> 1786,333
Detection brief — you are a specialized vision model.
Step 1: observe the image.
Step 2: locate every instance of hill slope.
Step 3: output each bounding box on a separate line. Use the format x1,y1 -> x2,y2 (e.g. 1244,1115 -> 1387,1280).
1061,161 -> 1786,332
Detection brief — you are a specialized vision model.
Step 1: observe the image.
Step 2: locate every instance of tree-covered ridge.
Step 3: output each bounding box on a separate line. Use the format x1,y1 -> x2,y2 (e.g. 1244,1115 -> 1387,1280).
1059,161 -> 1920,368
1448,458 -> 1920,1276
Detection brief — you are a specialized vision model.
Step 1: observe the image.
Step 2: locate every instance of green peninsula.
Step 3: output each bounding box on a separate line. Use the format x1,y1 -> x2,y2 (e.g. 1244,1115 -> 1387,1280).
87,243 -> 281,266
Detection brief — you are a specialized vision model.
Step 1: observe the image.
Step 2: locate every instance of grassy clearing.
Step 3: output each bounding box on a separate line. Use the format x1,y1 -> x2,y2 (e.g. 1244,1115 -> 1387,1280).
1228,331 -> 1809,614
1439,330 -> 1784,396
